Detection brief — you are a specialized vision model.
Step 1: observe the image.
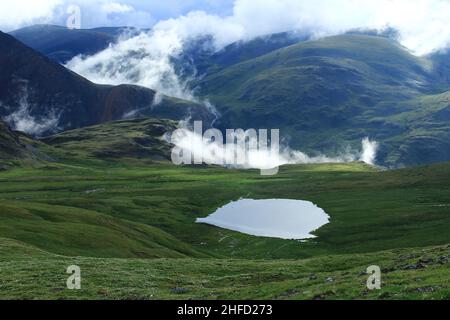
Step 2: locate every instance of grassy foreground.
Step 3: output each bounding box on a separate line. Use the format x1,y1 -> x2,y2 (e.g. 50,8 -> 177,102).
0,161 -> 449,299
0,238 -> 448,300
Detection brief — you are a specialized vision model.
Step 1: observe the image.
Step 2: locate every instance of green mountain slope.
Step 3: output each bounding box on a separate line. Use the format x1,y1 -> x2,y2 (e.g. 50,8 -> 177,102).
195,34 -> 449,166
0,120 -> 53,168
42,118 -> 177,163
0,200 -> 204,259
190,32 -> 308,76
378,90 -> 450,165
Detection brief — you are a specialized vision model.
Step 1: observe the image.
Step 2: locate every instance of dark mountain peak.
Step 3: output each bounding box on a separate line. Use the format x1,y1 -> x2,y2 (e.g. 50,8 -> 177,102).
0,30 -> 210,137
9,24 -> 117,64
9,24 -> 67,32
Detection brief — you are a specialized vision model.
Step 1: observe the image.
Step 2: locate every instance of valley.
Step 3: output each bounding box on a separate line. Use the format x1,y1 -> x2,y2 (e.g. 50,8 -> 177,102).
1,15 -> 450,301
0,149 -> 449,299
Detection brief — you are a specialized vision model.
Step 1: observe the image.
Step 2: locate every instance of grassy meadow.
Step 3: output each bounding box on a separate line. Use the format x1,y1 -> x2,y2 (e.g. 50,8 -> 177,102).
0,160 -> 449,299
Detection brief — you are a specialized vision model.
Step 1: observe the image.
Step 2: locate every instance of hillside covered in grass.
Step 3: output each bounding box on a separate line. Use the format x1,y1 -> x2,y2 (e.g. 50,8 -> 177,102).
0,118 -> 449,299
195,34 -> 450,167
42,118 -> 177,164
1,161 -> 449,260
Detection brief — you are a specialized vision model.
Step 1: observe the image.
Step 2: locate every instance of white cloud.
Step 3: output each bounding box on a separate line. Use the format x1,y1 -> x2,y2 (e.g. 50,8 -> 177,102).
360,138 -> 379,165
63,0 -> 450,119
0,0 -> 63,31
228,0 -> 450,55
170,127 -> 379,170
66,30 -> 195,100
4,0 -> 450,54
101,2 -> 133,14
0,0 -> 233,31
3,88 -> 60,136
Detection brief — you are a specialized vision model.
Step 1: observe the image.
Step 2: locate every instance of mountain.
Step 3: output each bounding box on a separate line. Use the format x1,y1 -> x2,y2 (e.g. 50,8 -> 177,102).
428,50 -> 450,89
194,34 -> 450,166
180,32 -> 309,77
379,90 -> 450,165
8,26 -> 450,167
0,120 -> 52,167
9,25 -> 150,64
8,25 -> 127,64
0,31 -> 211,137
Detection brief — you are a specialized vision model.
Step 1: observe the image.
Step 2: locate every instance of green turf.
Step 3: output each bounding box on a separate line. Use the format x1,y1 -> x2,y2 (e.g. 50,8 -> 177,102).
0,237 -> 448,300
1,151 -> 450,299
0,161 -> 449,260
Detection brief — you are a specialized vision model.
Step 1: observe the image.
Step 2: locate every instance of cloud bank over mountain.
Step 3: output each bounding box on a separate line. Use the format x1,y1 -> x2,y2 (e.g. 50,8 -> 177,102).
64,0 -> 450,105
171,127 -> 379,170
3,0 -> 450,55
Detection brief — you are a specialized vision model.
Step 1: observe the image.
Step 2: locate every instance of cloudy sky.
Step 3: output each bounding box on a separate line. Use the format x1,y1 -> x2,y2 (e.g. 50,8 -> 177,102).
2,0 -> 450,55
0,0 -> 234,31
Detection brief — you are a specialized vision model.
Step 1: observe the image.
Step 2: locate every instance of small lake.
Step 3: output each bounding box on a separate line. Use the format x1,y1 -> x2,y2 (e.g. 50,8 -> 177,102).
196,199 -> 330,240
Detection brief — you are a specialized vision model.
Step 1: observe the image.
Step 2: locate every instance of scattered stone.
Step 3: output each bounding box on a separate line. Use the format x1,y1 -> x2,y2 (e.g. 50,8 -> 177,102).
378,292 -> 391,299
313,294 -> 326,300
325,277 -> 334,283
171,287 -> 188,295
402,263 -> 427,270
313,291 -> 335,300
438,256 -> 449,264
381,267 -> 395,273
414,286 -> 441,293
418,258 -> 433,264
279,289 -> 300,297
84,188 -> 105,194
401,253 -> 420,260
98,289 -> 109,296
308,274 -> 317,281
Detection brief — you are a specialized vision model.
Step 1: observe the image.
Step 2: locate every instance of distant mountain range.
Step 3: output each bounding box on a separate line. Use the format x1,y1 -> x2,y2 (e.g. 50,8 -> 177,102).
194,34 -> 450,167
0,30 -> 211,138
8,25 -> 142,64
2,25 -> 450,167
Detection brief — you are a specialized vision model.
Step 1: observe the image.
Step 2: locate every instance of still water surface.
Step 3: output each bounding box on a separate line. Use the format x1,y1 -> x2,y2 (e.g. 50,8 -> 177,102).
196,199 -> 330,240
